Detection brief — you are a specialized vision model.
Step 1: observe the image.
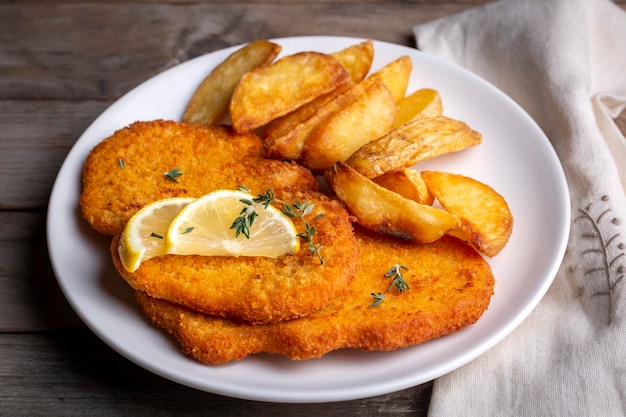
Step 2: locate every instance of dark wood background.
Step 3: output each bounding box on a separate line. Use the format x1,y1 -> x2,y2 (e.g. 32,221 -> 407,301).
2,1 -> 625,415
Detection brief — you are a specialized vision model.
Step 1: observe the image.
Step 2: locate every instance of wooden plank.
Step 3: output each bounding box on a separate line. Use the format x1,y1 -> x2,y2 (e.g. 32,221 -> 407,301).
0,100 -> 109,210
0,332 -> 433,416
0,212 -> 84,331
0,3 -> 471,100
2,0 -> 624,4
0,0 -> 493,4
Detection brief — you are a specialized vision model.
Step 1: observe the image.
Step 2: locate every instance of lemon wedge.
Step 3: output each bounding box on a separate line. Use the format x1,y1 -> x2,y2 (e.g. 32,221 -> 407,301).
118,197 -> 196,272
166,189 -> 300,258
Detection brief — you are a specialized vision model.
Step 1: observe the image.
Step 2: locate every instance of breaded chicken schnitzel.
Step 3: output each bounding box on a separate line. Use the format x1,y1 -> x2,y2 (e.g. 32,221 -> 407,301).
111,192 -> 360,324
134,230 -> 495,363
81,120 -> 318,236
82,120 -> 360,323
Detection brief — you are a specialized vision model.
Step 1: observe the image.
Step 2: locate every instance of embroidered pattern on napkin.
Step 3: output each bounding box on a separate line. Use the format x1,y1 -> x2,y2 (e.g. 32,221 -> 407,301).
572,195 -> 624,326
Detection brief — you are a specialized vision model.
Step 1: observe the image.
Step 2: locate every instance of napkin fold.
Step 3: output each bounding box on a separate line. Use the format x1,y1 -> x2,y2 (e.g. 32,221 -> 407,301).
414,0 -> 626,415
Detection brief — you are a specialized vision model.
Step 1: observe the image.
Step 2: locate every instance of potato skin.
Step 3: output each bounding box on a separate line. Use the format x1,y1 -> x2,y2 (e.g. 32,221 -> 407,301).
299,77 -> 397,172
373,168 -> 434,205
346,115 -> 482,178
328,162 -> 459,243
230,52 -> 351,133
183,40 -> 281,127
422,170 -> 514,257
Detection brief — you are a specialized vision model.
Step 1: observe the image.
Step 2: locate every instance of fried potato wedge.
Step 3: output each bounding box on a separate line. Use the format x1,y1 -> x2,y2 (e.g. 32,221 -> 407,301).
264,55 -> 410,163
183,40 -> 281,126
230,51 -> 351,132
368,55 -> 412,103
263,81 -> 354,159
346,115 -> 482,178
331,40 -> 374,83
373,168 -> 434,205
263,41 -> 374,158
328,162 -> 459,242
422,171 -> 513,257
393,88 -> 443,128
300,77 -> 397,172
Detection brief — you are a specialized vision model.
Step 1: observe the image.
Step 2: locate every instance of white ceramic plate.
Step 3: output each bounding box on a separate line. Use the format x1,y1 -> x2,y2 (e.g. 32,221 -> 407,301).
47,36 -> 570,403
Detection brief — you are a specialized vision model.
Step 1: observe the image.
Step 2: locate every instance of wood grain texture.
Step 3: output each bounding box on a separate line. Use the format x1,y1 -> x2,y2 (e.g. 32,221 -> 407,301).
0,332 -> 433,416
0,3 -> 472,100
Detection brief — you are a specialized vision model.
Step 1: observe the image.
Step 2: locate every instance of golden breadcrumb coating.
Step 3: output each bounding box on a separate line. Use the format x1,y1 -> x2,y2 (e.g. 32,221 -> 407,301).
135,231 -> 495,363
80,120 -> 318,236
112,192 -> 360,324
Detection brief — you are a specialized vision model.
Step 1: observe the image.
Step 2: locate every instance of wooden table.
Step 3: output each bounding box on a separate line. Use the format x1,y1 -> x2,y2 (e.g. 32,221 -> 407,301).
3,1 -> 626,415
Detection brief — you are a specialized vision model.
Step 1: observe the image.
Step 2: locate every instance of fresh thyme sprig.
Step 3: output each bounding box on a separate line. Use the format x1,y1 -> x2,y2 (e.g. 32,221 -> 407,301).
164,167 -> 183,183
282,198 -> 325,265
385,264 -> 410,293
366,265 -> 411,308
232,186 -> 325,264
248,186 -> 275,209
368,292 -> 385,308
230,202 -> 258,238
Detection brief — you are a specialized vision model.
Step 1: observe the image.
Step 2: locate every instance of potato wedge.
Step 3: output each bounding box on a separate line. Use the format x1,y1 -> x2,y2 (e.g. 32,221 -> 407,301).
346,115 -> 482,178
328,162 -> 460,242
183,40 -> 281,126
422,171 -> 513,257
264,55 -> 411,162
393,88 -> 443,128
230,51 -> 350,132
373,168 -> 434,205
264,67 -> 398,162
263,81 -> 354,159
331,40 -> 374,83
367,55 -> 412,103
300,77 -> 397,172
263,41 -> 374,158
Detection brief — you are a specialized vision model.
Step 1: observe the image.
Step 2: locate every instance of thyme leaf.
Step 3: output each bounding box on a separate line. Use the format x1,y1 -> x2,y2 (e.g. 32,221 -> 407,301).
385,264 -> 410,293
164,167 -> 183,183
230,204 -> 258,238
182,227 -> 195,234
118,158 -> 125,169
281,198 -> 324,264
151,232 -> 164,239
368,292 -> 385,308
252,188 -> 275,209
231,186 -> 325,264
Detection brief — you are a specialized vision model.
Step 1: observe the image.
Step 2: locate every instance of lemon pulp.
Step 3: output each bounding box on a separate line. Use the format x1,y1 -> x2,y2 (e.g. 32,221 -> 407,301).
166,189 -> 300,258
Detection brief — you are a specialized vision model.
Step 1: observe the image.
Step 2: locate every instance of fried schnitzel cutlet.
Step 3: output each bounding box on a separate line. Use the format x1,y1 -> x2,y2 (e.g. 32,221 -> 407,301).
111,192 -> 360,324
82,120 -> 360,323
80,120 -> 318,236
134,230 -> 495,363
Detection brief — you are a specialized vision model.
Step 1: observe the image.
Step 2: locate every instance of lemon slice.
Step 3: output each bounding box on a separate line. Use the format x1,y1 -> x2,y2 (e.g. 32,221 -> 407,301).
166,189 -> 300,258
118,197 -> 195,272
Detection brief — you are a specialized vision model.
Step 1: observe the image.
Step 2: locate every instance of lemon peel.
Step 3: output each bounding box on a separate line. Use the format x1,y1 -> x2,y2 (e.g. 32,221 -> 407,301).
118,197 -> 195,272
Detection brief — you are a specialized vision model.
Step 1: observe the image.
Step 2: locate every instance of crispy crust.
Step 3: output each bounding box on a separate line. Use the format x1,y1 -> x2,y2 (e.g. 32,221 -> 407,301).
112,192 -> 361,324
80,120 -> 318,236
135,232 -> 495,363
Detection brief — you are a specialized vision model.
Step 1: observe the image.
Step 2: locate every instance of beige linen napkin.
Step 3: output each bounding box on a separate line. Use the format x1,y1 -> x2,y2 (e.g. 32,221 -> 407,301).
414,0 -> 626,415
